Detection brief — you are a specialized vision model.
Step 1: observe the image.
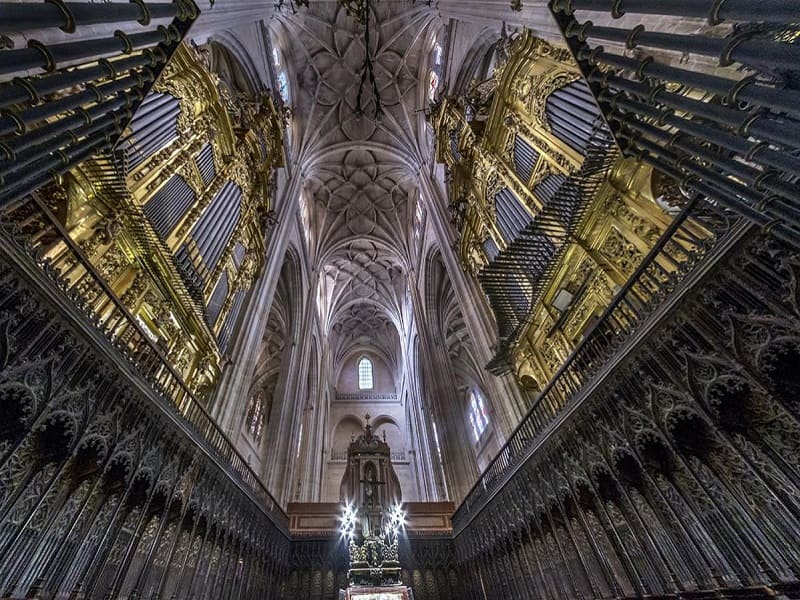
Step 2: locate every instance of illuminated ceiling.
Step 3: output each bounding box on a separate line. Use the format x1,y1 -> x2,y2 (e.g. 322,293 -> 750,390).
273,1 -> 440,373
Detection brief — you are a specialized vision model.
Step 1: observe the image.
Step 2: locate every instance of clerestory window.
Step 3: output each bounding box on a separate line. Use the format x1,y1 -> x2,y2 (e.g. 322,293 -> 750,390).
469,389 -> 489,442
358,357 -> 373,390
246,390 -> 266,443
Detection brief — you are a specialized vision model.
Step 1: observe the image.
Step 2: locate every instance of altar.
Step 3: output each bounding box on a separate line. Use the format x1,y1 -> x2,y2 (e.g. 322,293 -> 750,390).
337,416 -> 415,600
339,586 -> 414,600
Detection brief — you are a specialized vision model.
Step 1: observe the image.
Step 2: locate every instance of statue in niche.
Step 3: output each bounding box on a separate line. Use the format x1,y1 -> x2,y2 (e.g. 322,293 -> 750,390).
360,462 -> 382,537
363,463 -> 378,507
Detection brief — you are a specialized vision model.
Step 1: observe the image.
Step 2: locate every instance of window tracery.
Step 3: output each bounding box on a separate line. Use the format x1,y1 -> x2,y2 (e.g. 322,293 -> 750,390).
272,46 -> 291,105
300,193 -> 312,246
246,389 -> 267,442
428,40 -> 444,103
468,389 -> 489,442
278,72 -> 290,104
413,192 -> 425,240
432,421 -> 444,462
358,357 -> 374,390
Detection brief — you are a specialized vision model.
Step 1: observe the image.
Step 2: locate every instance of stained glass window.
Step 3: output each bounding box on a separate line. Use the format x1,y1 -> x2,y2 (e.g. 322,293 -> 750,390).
428,71 -> 440,102
469,389 -> 489,441
358,357 -> 373,390
432,421 -> 443,461
246,390 -> 266,442
414,194 -> 425,239
469,413 -> 479,442
428,36 -> 444,103
277,71 -> 290,104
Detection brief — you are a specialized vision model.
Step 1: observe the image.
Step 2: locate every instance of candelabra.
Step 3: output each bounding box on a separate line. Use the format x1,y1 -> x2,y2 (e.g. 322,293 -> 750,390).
340,502 -> 405,588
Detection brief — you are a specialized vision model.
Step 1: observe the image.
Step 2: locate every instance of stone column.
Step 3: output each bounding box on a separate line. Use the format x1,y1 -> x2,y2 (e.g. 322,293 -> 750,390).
418,166 -> 526,439
399,321 -> 444,501
210,169 -> 302,435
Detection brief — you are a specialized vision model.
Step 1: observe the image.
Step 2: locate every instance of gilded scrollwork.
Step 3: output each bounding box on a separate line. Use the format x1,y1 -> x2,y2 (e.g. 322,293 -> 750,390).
2,41 -> 286,405
434,29 -> 677,382
600,227 -> 643,280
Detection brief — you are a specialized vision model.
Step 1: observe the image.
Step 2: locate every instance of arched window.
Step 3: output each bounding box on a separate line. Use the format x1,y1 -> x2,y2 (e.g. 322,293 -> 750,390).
277,72 -> 290,104
300,192 -> 312,245
428,39 -> 444,102
428,71 -> 440,102
468,389 -> 489,442
272,46 -> 291,105
413,192 -> 425,240
358,357 -> 373,390
246,390 -> 266,442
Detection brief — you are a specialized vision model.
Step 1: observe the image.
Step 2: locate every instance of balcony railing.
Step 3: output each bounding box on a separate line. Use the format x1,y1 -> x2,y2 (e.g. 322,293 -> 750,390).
453,195 -> 740,531
330,450 -> 407,462
0,190 -> 288,530
335,392 -> 399,402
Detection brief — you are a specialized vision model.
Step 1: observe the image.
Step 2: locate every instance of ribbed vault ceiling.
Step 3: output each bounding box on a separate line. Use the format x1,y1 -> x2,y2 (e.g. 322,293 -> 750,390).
277,1 -> 439,374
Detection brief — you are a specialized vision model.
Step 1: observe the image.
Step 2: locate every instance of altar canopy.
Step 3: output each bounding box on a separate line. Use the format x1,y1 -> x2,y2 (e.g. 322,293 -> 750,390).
340,414 -> 403,528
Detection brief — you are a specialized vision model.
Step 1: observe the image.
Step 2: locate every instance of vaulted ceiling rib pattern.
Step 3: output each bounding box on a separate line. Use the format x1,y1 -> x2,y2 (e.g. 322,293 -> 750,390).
278,1 -> 438,376
285,2 -> 433,157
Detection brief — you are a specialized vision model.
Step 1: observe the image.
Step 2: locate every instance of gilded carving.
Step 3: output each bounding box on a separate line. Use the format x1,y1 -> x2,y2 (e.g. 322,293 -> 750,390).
601,227 -> 643,279
2,41 -> 284,404
97,244 -> 130,284
434,29 -> 676,380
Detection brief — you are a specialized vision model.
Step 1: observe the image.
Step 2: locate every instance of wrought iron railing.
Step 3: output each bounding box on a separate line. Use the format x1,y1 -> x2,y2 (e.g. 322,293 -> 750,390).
0,193 -> 288,530
453,195 -> 740,531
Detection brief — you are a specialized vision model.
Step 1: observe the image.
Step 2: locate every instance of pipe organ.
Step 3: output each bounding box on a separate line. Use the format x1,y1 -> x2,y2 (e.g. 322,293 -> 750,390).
0,2 -> 799,599
549,0 -> 800,250
433,31 -> 703,393
2,42 -> 285,399
0,0 -> 199,208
